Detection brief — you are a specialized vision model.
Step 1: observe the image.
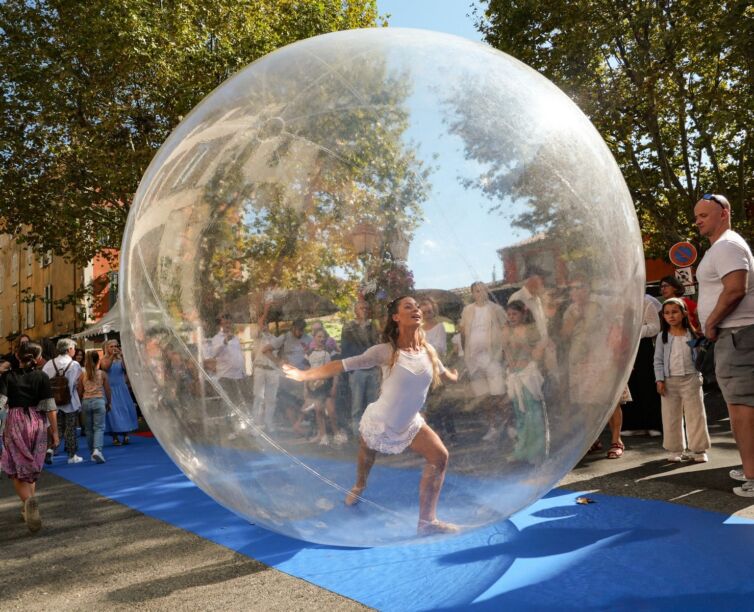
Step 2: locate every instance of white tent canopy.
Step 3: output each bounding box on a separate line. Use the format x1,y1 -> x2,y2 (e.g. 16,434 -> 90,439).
72,303 -> 121,339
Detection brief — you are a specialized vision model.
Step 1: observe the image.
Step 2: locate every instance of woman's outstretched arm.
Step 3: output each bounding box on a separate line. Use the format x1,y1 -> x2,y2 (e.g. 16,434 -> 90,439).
282,360 -> 344,382
441,368 -> 459,383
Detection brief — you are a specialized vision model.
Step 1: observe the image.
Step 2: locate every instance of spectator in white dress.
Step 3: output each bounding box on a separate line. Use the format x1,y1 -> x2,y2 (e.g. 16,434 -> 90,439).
419,297 -> 447,356
252,304 -> 280,432
459,281 -> 507,440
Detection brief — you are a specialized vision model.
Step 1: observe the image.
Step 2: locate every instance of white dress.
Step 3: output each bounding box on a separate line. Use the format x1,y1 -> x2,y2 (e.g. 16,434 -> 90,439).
423,323 -> 447,356
342,343 -> 445,454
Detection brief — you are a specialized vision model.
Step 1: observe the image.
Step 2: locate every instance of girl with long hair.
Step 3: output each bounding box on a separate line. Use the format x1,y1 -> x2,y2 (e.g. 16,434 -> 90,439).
76,351 -> 112,463
0,342 -> 59,532
653,297 -> 711,462
283,296 -> 459,535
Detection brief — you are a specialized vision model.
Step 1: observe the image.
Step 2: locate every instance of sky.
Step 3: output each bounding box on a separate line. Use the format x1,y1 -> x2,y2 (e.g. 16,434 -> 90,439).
371,1 -> 527,291
377,1 -> 483,42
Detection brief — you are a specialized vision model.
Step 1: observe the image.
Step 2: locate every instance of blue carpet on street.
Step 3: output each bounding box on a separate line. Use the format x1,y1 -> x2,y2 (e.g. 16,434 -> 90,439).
49,436 -> 753,611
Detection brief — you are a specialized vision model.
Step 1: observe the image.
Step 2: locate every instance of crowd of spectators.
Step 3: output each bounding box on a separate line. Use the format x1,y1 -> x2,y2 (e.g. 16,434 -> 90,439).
0,333 -> 139,532
1,335 -> 138,465
3,194 -> 752,536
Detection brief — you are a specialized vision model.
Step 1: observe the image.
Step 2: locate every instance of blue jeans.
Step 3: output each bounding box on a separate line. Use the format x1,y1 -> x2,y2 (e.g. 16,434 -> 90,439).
349,368 -> 380,435
82,398 -> 106,453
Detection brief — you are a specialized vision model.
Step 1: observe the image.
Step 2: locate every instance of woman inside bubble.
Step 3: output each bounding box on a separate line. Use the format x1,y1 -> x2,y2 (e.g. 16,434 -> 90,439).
283,296 -> 460,535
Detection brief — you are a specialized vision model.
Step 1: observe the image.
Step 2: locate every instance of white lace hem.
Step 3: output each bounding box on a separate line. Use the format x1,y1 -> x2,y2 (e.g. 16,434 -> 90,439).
359,410 -> 425,454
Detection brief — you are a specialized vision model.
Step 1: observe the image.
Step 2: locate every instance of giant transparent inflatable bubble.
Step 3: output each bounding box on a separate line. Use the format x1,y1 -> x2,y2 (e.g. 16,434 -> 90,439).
121,29 -> 644,546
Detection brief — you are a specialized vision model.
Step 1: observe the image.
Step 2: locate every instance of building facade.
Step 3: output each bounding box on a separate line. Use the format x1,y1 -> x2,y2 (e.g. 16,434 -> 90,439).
0,234 -> 117,354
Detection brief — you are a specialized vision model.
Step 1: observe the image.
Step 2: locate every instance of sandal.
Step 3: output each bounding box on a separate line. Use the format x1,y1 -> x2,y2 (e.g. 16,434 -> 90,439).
112,437 -> 122,446
607,442 -> 624,459
418,519 -> 460,536
344,485 -> 365,506
588,440 -> 603,453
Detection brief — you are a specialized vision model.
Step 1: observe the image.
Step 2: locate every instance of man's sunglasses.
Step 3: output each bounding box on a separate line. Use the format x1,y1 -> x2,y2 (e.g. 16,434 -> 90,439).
702,193 -> 725,207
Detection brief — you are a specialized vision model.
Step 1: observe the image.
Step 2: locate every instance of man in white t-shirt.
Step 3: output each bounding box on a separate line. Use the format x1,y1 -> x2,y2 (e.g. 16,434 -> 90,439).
42,338 -> 83,464
206,313 -> 247,404
694,193 -> 754,497
251,303 -> 280,432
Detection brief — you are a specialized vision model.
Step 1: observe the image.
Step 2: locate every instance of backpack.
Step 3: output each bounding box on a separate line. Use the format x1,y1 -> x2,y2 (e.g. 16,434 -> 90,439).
51,360 -> 73,406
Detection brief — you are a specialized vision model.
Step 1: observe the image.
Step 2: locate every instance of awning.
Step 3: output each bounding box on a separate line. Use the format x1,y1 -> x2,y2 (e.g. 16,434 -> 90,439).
72,304 -> 121,339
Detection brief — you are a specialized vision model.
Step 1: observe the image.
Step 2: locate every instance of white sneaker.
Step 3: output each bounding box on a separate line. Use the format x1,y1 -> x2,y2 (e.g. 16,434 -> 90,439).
620,430 -> 643,437
648,430 -> 662,437
318,434 -> 330,447
333,431 -> 348,446
67,454 -> 84,464
733,480 -> 754,498
482,427 -> 499,442
730,468 -> 747,482
692,452 -> 708,463
668,453 -> 686,463
91,449 -> 106,464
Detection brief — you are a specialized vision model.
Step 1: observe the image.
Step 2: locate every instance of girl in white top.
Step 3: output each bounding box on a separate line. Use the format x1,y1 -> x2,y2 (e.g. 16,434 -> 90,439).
283,296 -> 459,535
305,329 -> 347,446
653,298 -> 711,462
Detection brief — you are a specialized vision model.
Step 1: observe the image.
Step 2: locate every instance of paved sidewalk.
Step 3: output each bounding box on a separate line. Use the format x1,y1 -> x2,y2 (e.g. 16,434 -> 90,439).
1,390 -> 751,610
561,388 -> 754,521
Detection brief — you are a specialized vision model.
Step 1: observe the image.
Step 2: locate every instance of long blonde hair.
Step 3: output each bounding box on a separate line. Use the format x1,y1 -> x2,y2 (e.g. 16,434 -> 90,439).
383,296 -> 442,389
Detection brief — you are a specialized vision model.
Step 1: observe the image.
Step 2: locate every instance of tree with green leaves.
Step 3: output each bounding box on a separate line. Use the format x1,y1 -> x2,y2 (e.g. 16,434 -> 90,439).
475,0 -> 753,253
135,41 -> 429,325
0,0 -> 382,274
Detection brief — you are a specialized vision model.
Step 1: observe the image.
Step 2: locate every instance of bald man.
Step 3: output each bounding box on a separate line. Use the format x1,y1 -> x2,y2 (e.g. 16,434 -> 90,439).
694,193 -> 754,497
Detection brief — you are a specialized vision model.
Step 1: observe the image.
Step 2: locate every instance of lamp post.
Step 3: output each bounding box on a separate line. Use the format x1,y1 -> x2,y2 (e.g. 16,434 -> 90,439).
349,222 -> 382,295
349,222 -> 382,256
388,229 -> 410,262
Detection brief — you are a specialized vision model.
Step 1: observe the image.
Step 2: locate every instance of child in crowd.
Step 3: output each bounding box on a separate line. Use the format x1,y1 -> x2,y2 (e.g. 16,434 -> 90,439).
304,329 -> 346,446
653,298 -> 711,463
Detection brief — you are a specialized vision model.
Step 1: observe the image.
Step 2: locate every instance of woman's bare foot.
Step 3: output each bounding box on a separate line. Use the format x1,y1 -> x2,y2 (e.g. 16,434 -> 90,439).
344,485 -> 365,506
417,519 -> 459,536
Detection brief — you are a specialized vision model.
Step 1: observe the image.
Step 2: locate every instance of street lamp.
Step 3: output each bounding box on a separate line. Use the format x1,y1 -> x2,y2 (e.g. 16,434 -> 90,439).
388,229 -> 410,262
349,222 -> 382,257
348,222 -> 382,296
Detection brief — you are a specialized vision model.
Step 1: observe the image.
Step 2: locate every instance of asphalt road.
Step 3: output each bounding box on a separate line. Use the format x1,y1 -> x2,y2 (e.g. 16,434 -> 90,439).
1,389 -> 751,610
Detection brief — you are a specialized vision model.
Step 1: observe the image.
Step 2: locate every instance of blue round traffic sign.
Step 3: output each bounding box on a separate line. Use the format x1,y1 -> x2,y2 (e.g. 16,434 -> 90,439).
669,241 -> 698,267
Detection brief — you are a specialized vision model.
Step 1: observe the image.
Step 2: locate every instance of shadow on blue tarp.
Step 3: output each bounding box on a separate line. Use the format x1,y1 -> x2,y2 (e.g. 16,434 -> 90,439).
49,436 -> 754,611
